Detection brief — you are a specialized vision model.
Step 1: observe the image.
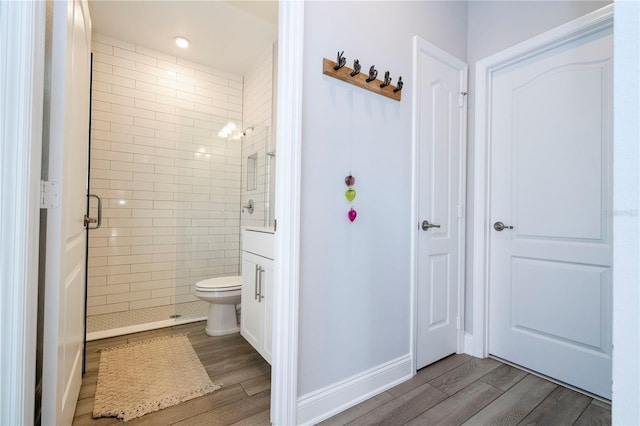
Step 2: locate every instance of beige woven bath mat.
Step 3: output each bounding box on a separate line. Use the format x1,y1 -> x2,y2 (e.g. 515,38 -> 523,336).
93,334 -> 220,422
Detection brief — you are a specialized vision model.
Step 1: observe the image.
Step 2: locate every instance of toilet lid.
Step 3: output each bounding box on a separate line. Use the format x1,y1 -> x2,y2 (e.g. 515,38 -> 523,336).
195,275 -> 242,291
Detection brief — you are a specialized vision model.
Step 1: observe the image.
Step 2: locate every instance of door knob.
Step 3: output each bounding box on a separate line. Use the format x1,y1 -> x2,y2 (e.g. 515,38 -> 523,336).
493,221 -> 514,231
421,220 -> 441,231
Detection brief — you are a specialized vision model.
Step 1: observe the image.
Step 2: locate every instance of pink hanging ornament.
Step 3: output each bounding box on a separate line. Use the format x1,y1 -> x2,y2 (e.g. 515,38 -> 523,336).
348,207 -> 357,222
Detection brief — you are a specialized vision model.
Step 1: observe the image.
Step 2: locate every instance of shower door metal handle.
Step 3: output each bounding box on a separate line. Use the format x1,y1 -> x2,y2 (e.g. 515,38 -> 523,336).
84,193 -> 102,229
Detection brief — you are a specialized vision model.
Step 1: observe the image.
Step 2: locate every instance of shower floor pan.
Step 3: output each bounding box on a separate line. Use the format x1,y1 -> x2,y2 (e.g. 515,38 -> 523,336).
86,301 -> 208,341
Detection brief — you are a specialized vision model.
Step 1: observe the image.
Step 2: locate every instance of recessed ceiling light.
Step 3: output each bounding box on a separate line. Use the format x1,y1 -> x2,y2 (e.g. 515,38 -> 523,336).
174,36 -> 190,49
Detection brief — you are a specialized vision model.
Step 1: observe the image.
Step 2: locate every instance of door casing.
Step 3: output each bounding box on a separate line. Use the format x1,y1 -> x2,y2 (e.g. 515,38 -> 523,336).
270,1 -> 303,424
0,1 -> 45,424
470,4 -> 614,359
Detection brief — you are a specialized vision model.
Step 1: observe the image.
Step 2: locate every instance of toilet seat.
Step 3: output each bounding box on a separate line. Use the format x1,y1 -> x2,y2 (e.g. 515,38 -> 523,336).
195,276 -> 241,292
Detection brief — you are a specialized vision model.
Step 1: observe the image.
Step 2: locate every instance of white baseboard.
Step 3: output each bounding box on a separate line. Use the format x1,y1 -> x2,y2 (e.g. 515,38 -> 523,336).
86,316 -> 207,341
296,354 -> 413,425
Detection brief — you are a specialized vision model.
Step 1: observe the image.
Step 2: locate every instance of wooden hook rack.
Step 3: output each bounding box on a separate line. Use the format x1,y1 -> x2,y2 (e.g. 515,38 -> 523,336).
322,58 -> 402,102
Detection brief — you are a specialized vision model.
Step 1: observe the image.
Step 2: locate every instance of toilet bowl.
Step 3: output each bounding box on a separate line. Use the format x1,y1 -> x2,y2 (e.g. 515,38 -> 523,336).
194,275 -> 242,336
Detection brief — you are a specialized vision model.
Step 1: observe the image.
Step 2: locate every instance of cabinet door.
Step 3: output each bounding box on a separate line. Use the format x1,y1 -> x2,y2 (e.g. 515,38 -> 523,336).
261,260 -> 274,364
241,254 -> 262,351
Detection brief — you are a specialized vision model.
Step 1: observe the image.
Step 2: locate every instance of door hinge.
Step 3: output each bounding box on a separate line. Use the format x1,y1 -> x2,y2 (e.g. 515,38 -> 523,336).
458,204 -> 464,218
458,92 -> 467,108
456,316 -> 461,330
40,180 -> 60,209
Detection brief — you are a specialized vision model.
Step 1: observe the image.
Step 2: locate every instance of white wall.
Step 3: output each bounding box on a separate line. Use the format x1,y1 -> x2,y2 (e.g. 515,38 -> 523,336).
298,0 -> 467,397
296,0 -> 623,416
612,1 -> 640,423
467,0 -> 611,63
464,0 -> 611,332
87,34 -> 243,318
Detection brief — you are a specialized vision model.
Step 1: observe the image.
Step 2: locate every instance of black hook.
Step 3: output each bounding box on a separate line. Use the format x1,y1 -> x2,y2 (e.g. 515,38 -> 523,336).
393,76 -> 403,93
350,59 -> 361,77
334,51 -> 346,70
380,71 -> 392,88
366,65 -> 378,82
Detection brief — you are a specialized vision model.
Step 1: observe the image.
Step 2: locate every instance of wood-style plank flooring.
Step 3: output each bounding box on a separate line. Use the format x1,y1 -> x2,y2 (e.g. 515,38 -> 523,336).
73,322 -> 611,425
323,355 -> 611,426
72,321 -> 271,426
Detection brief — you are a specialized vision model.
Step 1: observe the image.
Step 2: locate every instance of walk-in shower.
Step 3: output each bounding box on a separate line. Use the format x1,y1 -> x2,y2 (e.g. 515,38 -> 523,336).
85,34 -> 276,340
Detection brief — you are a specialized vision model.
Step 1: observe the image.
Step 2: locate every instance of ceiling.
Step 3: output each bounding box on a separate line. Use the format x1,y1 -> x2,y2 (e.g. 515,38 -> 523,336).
88,1 -> 278,77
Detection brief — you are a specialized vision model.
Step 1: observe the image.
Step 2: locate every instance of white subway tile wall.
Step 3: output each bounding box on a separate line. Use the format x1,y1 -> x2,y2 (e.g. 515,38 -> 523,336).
240,46 -> 274,228
87,34 -> 245,326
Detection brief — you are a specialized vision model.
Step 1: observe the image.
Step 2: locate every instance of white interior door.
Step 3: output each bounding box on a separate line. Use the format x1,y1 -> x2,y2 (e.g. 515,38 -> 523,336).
42,1 -> 92,424
414,38 -> 467,370
489,26 -> 612,399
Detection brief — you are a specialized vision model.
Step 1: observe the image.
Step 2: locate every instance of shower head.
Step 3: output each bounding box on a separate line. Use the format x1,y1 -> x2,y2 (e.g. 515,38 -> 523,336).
242,126 -> 254,136
231,126 -> 254,140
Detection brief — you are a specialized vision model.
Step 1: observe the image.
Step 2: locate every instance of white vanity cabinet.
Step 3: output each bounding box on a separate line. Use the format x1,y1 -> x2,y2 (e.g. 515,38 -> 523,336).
241,229 -> 274,364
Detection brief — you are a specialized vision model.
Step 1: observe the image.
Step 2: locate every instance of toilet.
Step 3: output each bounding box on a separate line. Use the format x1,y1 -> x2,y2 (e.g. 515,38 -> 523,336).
194,275 -> 242,336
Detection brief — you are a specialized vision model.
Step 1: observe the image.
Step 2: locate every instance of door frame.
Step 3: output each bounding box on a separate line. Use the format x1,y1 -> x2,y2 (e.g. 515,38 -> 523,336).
410,36 -> 468,373
0,1 -> 45,424
270,1 -> 303,424
0,1 -> 302,425
470,4 -> 614,359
